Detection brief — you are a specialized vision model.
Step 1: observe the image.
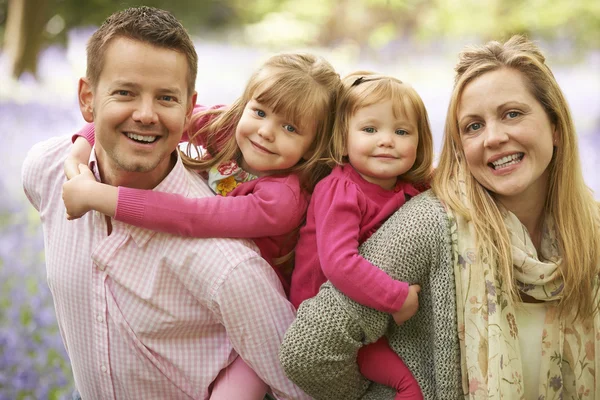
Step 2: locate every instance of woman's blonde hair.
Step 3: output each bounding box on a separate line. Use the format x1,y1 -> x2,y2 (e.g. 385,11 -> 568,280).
327,71 -> 433,184
433,35 -> 600,320
181,53 -> 341,192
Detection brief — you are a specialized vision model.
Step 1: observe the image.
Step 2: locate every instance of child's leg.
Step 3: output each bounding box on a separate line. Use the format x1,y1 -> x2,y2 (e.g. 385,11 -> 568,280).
357,337 -> 423,400
209,356 -> 269,400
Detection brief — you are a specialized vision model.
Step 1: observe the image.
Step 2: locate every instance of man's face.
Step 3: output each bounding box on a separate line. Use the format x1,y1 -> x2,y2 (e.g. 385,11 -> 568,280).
79,37 -> 196,188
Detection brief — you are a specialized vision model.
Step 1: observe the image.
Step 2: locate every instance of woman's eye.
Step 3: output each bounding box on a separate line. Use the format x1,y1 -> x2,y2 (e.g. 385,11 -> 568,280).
466,122 -> 482,132
507,111 -> 521,119
160,95 -> 176,102
363,127 -> 376,133
115,90 -> 130,96
284,124 -> 296,133
255,109 -> 266,118
395,129 -> 408,136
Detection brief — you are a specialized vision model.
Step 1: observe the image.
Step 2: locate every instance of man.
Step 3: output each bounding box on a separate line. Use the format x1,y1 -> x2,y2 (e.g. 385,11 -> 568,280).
22,7 -> 308,399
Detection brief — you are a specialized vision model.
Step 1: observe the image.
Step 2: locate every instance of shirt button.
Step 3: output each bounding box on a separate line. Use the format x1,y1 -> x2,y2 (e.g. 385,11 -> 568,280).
96,315 -> 104,323
100,365 -> 107,373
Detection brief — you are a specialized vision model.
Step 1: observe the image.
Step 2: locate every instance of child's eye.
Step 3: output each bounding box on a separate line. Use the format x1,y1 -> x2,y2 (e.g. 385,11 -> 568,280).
254,109 -> 266,118
283,124 -> 297,133
363,127 -> 376,133
395,129 -> 408,136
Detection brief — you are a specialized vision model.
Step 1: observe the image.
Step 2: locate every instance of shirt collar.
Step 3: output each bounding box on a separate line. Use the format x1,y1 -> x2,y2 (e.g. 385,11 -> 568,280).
88,150 -> 99,181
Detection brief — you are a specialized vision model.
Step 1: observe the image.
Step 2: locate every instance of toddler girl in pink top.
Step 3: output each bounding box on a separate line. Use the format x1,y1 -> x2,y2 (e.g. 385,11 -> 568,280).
62,53 -> 341,400
289,71 -> 434,399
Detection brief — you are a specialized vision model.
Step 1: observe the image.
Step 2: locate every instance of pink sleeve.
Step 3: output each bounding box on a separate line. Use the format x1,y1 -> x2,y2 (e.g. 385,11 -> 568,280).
70,105 -> 220,146
72,123 -> 96,146
114,179 -> 306,238
312,179 -> 409,313
183,104 -> 220,145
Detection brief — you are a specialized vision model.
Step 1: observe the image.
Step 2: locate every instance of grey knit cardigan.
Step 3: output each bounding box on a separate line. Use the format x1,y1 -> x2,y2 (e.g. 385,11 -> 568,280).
279,191 -> 463,399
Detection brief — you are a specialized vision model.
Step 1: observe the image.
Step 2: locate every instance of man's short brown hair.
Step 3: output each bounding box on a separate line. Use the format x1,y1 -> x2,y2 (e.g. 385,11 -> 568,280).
86,6 -> 198,98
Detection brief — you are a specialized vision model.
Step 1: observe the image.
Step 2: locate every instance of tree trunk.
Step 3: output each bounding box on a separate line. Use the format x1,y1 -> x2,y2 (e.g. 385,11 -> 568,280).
4,0 -> 49,79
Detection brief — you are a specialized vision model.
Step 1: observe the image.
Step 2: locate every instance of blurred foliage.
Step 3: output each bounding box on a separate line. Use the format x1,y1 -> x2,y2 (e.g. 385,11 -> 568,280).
0,196 -> 74,399
0,0 -> 599,49
0,0 -> 240,47
419,0 -> 600,48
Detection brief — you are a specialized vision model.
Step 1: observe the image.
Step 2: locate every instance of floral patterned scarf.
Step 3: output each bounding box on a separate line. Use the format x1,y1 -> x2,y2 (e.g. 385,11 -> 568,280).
447,195 -> 600,399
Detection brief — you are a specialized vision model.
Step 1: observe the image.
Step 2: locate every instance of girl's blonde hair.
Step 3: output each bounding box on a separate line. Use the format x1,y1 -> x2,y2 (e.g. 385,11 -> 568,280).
433,35 -> 600,320
181,53 -> 341,192
328,71 -> 433,184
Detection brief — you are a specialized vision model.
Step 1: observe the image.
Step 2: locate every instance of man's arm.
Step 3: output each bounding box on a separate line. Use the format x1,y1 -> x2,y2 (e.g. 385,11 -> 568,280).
23,136 -> 70,211
213,254 -> 311,400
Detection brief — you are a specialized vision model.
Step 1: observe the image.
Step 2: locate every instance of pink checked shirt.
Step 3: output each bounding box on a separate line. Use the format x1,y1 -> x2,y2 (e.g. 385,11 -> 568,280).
22,136 -> 309,400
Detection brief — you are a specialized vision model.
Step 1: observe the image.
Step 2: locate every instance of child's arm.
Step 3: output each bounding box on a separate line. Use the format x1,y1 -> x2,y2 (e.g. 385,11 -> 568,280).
114,178 -> 305,238
312,181 -> 411,314
63,173 -> 305,238
62,164 -> 117,220
64,136 -> 93,180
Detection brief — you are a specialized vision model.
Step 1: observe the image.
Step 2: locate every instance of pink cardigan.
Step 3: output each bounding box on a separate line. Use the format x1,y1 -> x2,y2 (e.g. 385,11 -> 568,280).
290,164 -> 420,312
74,105 -> 309,294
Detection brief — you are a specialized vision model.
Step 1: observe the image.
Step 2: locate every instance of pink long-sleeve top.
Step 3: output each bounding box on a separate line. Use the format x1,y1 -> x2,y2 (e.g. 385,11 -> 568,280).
74,105 -> 309,294
289,164 -> 422,312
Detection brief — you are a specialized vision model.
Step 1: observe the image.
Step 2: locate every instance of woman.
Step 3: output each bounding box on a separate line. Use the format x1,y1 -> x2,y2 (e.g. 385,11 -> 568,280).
279,35 -> 600,399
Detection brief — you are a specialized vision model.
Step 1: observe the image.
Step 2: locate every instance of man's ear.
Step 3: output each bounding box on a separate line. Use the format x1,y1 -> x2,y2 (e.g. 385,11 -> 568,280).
78,78 -> 94,123
185,91 -> 198,128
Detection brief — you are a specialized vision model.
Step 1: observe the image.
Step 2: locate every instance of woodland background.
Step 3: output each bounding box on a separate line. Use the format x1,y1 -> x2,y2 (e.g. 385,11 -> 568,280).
1,0 -> 598,397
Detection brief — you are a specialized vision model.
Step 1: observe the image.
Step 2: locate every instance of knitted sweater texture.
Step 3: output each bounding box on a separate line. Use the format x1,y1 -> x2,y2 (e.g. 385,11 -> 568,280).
279,191 -> 463,399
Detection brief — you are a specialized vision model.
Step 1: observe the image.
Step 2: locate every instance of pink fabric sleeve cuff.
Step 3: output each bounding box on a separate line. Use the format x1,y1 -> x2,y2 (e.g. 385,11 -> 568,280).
114,187 -> 147,226
71,123 -> 95,145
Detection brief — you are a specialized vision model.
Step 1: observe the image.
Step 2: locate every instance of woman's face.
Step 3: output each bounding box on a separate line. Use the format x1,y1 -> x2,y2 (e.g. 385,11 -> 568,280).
457,68 -> 556,208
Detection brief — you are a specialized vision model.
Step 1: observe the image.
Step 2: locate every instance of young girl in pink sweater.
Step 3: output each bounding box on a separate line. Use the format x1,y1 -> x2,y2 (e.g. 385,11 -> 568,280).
289,71 -> 434,399
62,52 -> 341,400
